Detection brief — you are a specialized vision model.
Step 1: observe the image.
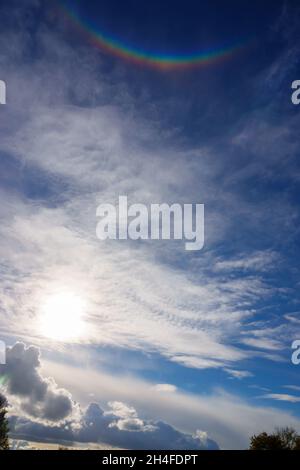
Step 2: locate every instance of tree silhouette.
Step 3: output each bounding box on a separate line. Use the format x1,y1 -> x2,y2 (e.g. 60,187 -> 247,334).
250,427 -> 300,450
0,393 -> 9,450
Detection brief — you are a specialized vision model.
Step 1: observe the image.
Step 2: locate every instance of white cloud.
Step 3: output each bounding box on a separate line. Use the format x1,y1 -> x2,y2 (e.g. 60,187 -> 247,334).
214,251 -> 278,273
225,369 -> 253,379
241,337 -> 283,351
260,394 -> 300,403
284,385 -> 300,392
152,384 -> 177,393
106,401 -> 137,419
285,314 -> 300,325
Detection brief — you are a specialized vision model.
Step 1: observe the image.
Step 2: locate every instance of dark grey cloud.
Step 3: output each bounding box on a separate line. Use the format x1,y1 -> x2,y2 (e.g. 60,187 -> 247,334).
9,402 -> 218,450
77,402 -> 219,449
0,343 -> 75,422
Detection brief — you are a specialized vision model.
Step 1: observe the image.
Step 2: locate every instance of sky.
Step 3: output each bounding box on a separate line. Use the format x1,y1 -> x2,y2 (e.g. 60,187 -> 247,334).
0,0 -> 300,450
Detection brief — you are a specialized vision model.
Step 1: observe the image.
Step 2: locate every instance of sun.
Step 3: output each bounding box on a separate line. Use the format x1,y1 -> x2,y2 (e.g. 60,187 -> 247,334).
39,292 -> 87,341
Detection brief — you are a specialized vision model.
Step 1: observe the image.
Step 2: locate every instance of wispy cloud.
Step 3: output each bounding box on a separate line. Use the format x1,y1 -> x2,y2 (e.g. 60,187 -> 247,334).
260,394 -> 300,404
0,17 -> 298,375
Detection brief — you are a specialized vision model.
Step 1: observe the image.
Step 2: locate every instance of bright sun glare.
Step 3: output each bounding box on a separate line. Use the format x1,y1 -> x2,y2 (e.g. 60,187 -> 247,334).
39,292 -> 86,341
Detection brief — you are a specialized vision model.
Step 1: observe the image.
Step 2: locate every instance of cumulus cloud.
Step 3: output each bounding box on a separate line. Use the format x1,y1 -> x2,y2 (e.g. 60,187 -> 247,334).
106,401 -> 158,433
9,401 -> 219,450
0,343 -> 78,423
2,342 -> 218,449
94,401 -> 218,449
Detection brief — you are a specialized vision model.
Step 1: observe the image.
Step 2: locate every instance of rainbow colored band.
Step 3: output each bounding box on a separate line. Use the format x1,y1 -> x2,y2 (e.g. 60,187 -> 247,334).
60,3 -> 244,71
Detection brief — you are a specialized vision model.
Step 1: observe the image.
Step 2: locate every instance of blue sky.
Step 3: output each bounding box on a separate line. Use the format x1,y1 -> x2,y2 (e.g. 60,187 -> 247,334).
0,0 -> 300,450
